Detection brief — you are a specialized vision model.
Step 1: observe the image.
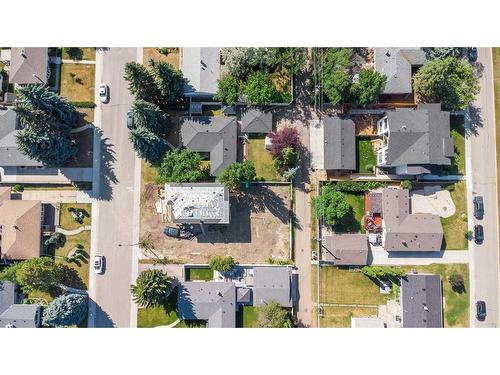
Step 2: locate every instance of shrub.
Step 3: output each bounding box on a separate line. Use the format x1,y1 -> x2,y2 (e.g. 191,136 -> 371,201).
67,206 -> 76,212
448,272 -> 466,293
400,180 -> 413,190
361,266 -> 405,280
70,101 -> 96,108
208,255 -> 235,273
326,180 -> 387,192
256,301 -> 293,328
13,184 -> 24,192
217,161 -> 256,192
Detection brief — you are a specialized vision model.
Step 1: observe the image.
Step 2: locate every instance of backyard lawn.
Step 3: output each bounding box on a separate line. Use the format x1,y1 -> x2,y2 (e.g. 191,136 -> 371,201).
185,267 -> 213,281
247,137 -> 280,181
59,203 -> 92,230
401,264 -> 470,328
356,138 -> 377,174
236,305 -> 260,328
314,266 -> 396,305
138,306 -> 178,328
318,306 -> 379,328
60,63 -> 95,102
62,47 -> 96,61
441,181 -> 468,250
444,115 -> 466,175
143,48 -> 180,70
332,193 -> 365,233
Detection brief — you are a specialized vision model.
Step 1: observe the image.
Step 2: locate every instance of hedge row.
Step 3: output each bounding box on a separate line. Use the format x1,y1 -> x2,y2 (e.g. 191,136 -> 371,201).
71,101 -> 95,108
323,180 -> 387,193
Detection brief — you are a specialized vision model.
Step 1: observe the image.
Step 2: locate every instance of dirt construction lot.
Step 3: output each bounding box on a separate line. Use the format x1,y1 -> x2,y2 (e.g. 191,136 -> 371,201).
140,184 -> 291,264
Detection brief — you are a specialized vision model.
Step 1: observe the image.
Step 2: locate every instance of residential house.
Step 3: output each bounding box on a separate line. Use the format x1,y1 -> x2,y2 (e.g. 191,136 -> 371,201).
181,47 -> 221,115
177,266 -> 296,328
177,281 -> 236,328
180,116 -> 237,176
310,115 -> 356,171
374,47 -> 427,95
400,274 -> 443,328
0,186 -> 42,261
321,234 -> 369,265
376,103 -> 454,175
3,48 -> 49,86
239,107 -> 273,135
351,317 -> 385,328
164,183 -> 230,225
381,188 -> 443,252
0,281 -> 41,328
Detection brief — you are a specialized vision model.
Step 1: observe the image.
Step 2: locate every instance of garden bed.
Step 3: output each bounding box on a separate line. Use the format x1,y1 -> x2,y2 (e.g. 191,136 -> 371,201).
59,203 -> 92,230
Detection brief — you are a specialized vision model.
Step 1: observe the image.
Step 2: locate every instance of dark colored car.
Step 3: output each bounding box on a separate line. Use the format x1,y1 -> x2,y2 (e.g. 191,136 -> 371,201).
476,300 -> 486,321
474,196 -> 484,220
474,224 -> 484,244
164,226 -> 181,238
126,110 -> 134,129
468,47 -> 478,62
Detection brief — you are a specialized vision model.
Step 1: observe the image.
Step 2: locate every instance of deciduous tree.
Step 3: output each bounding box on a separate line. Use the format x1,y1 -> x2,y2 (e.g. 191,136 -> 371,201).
208,255 -> 235,273
269,127 -> 301,158
217,161 -> 256,192
244,71 -> 277,105
0,257 -> 63,293
351,69 -> 386,106
256,301 -> 292,328
214,74 -> 242,105
314,187 -> 350,227
157,149 -> 204,183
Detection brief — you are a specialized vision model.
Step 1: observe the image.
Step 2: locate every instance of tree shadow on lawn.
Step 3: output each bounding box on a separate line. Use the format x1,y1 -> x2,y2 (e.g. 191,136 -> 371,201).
332,207 -> 362,233
60,264 -> 86,290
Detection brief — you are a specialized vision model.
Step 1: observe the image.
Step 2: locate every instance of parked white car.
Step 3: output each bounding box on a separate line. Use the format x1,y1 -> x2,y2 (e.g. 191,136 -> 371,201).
93,255 -> 105,274
98,83 -> 109,103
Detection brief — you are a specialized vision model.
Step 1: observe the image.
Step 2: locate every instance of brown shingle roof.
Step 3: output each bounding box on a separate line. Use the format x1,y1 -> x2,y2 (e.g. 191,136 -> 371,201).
322,234 -> 369,265
382,188 -> 443,251
0,187 -> 42,260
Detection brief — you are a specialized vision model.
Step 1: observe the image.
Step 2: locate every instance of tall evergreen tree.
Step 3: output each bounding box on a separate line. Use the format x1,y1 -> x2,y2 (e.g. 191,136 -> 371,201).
128,126 -> 168,165
16,128 -> 77,167
42,294 -> 88,327
132,99 -> 170,135
148,59 -> 185,107
124,62 -> 158,102
16,84 -> 77,126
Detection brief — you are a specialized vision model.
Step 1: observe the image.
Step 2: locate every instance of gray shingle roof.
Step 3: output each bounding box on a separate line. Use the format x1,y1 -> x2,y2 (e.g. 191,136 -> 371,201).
321,234 -> 369,265
374,48 -> 427,94
381,104 -> 453,171
0,281 -> 19,315
182,47 -> 220,97
253,267 -> 293,308
0,304 -> 41,328
382,188 -> 443,251
0,107 -> 43,167
323,116 -> 356,170
177,282 -> 236,328
9,48 -> 49,85
240,107 -> 273,134
180,116 -> 237,176
401,274 -> 443,328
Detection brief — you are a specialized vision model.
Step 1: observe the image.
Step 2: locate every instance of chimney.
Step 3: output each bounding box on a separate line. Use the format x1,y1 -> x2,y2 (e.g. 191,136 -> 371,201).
217,290 -> 223,297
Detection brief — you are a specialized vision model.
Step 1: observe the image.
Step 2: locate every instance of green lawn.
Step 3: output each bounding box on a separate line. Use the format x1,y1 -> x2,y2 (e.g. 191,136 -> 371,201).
247,137 -> 280,181
356,138 -> 377,174
62,47 -> 96,61
401,264 -> 469,328
60,63 -> 95,102
314,265 -> 396,305
138,306 -> 178,328
333,193 -> 365,233
441,181 -> 468,250
236,305 -> 260,328
59,203 -> 92,230
52,230 -> 91,289
175,320 -> 207,328
443,115 -> 466,175
185,267 -> 213,281
319,306 -> 379,328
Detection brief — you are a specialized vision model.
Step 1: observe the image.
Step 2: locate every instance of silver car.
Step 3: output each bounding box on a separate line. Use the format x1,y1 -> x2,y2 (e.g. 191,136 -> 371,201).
93,255 -> 104,274
98,83 -> 109,103
127,110 -> 134,129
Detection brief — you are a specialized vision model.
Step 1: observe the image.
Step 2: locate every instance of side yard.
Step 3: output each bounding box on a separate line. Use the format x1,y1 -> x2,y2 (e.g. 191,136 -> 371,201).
443,115 -> 466,175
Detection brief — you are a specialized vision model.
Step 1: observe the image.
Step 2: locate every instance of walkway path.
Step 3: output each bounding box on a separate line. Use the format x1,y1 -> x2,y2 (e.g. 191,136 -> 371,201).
56,225 -> 91,236
61,59 -> 96,64
155,319 -> 181,328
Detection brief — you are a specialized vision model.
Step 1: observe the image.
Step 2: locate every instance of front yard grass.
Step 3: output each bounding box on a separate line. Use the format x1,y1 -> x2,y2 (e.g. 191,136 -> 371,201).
356,137 -> 377,174
59,203 -> 92,230
60,63 -> 95,102
54,230 -> 90,289
67,128 -> 93,168
332,193 -> 365,233
143,48 -> 180,70
441,181 -> 468,250
247,137 -> 280,181
401,264 -> 469,328
185,267 -> 213,281
138,306 -> 178,328
443,115 -> 466,175
62,47 -> 96,61
236,305 -> 260,328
